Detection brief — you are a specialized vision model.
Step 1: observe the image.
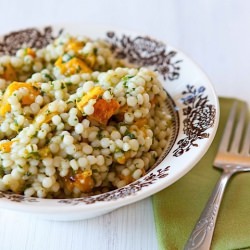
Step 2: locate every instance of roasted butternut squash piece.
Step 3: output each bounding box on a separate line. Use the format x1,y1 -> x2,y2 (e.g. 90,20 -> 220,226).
90,98 -> 120,125
1,63 -> 17,81
0,140 -> 15,153
134,118 -> 147,128
25,48 -> 36,57
119,174 -> 134,184
85,54 -> 96,68
55,57 -> 92,76
64,169 -> 94,193
116,151 -> 130,165
0,82 -> 40,116
76,86 -> 104,112
39,146 -> 52,157
65,39 -> 84,53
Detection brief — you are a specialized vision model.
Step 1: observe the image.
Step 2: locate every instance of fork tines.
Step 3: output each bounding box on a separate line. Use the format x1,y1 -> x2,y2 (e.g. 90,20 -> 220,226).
218,101 -> 249,155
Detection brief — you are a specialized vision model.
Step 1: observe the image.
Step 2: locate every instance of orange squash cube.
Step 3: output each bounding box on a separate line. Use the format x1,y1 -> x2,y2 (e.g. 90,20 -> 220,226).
90,98 -> 120,125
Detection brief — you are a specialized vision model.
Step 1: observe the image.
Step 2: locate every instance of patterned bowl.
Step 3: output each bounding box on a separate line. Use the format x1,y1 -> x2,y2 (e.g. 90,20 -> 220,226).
0,25 -> 219,220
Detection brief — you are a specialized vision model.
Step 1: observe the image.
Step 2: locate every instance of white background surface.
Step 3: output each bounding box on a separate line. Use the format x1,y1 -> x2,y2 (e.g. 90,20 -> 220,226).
0,1 -> 250,250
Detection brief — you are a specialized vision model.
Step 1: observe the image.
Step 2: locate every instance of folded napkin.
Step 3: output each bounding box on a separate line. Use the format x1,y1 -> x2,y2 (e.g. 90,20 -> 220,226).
152,97 -> 250,250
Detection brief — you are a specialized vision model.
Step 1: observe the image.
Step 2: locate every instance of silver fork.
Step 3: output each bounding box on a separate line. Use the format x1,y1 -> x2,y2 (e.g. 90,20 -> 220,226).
185,101 -> 250,250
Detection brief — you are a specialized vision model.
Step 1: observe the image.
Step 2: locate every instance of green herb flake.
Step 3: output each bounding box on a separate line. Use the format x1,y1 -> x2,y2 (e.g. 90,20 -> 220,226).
14,119 -> 18,126
122,75 -> 134,81
124,130 -> 136,139
65,82 -> 73,86
32,86 -> 39,91
61,83 -> 66,89
115,148 -> 123,153
27,151 -> 40,159
25,172 -> 32,177
66,155 -> 74,160
76,65 -> 82,73
93,48 -> 98,55
44,74 -> 54,81
0,166 -> 4,177
97,130 -> 103,140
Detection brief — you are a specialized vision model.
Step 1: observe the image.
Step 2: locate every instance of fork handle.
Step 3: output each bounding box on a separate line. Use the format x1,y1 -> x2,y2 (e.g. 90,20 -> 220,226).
184,170 -> 233,250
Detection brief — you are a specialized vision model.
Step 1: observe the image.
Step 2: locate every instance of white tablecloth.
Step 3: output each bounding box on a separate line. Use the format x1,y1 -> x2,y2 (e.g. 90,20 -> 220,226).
0,1 -> 249,249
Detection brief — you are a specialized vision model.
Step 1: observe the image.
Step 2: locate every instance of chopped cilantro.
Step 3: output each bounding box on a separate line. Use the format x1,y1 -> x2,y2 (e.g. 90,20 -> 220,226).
66,155 -> 74,160
32,131 -> 38,138
97,130 -> 103,140
0,166 -> 4,177
61,83 -> 66,89
44,74 -> 54,81
25,172 -> 32,177
65,82 -> 73,86
14,119 -> 18,126
115,148 -> 122,153
124,130 -> 136,139
122,75 -> 134,81
93,48 -> 98,55
76,65 -> 82,73
122,75 -> 134,88
27,151 -> 40,159
32,85 -> 39,91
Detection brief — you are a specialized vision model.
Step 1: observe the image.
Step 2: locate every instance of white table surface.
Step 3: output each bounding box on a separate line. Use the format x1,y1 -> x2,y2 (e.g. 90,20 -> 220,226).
0,1 -> 250,249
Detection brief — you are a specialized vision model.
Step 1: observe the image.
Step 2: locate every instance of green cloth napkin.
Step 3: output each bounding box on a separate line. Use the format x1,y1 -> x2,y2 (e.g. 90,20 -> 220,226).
152,97 -> 250,250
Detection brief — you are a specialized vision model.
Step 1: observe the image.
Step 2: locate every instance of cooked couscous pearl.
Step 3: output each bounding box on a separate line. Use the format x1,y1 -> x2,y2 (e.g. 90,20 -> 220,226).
87,155 -> 97,165
96,155 -> 105,166
70,159 -> 79,170
83,104 -> 95,115
75,123 -> 84,134
49,143 -> 60,153
129,139 -> 139,151
24,187 -> 35,197
52,115 -> 61,125
63,135 -> 74,145
103,90 -> 112,100
78,157 -> 88,168
45,166 -> 56,176
111,131 -> 121,140
10,57 -> 23,68
11,169 -> 22,180
82,144 -> 93,154
82,81 -> 94,92
65,145 -> 76,155
37,130 -> 47,139
2,159 -> 13,167
127,96 -> 137,107
122,143 -> 131,152
117,180 -> 126,188
71,75 -> 81,84
132,169 -> 143,179
42,158 -> 53,167
124,113 -> 134,123
37,189 -> 47,198
36,114 -> 45,124
100,138 -> 110,148
30,103 -> 40,114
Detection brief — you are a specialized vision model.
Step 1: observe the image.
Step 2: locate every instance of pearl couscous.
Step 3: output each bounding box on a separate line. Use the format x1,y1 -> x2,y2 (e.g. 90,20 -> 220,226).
0,33 -> 172,198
